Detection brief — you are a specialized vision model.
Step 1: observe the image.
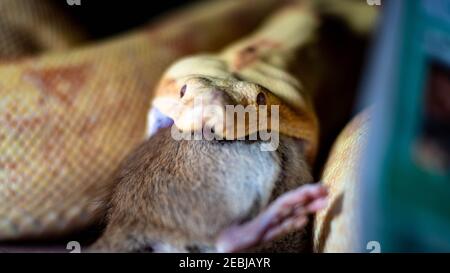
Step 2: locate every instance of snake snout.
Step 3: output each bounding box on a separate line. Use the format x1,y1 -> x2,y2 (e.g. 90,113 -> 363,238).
176,82 -> 235,137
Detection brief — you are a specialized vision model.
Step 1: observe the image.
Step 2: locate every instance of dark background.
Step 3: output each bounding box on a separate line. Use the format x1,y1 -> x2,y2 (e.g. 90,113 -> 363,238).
54,0 -> 200,39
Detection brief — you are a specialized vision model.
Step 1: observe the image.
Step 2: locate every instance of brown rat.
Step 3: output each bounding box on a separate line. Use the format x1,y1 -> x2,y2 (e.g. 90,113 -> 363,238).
90,127 -> 326,253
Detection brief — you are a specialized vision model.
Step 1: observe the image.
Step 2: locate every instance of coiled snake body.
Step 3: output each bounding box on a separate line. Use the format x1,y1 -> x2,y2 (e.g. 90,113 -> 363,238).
0,0 -> 376,252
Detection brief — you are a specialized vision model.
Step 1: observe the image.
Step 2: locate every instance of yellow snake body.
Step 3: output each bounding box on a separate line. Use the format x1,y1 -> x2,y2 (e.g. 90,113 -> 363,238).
314,110 -> 371,252
0,0 -> 283,240
0,0 -> 376,252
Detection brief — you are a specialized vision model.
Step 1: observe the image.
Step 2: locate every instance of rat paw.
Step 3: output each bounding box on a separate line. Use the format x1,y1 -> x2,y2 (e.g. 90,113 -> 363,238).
216,184 -> 328,253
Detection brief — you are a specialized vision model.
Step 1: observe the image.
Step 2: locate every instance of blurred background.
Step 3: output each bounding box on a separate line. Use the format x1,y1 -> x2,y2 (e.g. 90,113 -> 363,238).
54,0 -> 199,39
358,0 -> 450,252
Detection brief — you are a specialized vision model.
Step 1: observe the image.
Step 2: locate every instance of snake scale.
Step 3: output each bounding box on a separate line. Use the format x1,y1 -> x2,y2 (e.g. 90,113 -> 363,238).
0,0 -> 376,252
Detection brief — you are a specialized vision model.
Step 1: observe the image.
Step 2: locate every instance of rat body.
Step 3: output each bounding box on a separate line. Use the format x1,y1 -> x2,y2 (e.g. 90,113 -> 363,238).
91,128 -> 326,252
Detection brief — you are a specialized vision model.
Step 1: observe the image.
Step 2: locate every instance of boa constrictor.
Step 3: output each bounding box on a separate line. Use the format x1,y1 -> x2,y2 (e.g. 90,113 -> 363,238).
0,0 -> 377,252
0,0 -> 287,240
148,0 -> 375,252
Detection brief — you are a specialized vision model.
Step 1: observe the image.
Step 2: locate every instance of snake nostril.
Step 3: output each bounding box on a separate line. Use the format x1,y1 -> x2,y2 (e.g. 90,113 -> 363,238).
256,92 -> 266,105
180,84 -> 187,98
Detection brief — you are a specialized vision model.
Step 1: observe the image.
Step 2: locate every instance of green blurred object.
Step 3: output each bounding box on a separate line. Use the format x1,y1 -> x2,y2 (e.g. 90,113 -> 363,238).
360,0 -> 450,252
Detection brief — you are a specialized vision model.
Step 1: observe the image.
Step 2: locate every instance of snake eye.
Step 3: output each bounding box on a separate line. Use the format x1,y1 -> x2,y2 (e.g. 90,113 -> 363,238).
256,92 -> 266,105
180,85 -> 187,98
244,45 -> 257,53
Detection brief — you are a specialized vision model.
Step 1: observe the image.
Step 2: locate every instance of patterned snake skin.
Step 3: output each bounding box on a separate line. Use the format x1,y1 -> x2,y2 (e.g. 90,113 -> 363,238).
0,0 -> 376,252
0,0 -> 286,240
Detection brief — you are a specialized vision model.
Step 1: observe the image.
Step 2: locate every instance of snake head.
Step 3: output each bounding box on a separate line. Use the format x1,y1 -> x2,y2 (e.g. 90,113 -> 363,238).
151,54 -> 318,161
151,55 -> 279,140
